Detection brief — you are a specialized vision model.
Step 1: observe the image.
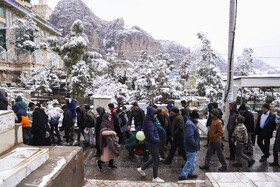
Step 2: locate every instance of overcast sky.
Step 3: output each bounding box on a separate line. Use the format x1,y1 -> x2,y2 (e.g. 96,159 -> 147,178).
33,0 -> 280,67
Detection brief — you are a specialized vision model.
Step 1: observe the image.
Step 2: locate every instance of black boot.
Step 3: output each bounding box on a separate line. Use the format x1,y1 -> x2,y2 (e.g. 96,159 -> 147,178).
109,159 -> 117,168
97,160 -> 104,170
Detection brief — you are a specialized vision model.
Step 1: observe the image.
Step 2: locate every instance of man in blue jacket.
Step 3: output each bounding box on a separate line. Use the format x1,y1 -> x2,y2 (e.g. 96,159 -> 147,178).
179,111 -> 200,180
255,104 -> 276,162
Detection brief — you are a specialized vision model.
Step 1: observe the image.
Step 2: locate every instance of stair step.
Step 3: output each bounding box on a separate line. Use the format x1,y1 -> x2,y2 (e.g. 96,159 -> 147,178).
85,179 -> 205,187
0,147 -> 49,187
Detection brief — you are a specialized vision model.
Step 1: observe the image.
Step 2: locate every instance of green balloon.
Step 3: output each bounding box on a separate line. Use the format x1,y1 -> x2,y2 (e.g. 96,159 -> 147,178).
136,131 -> 145,142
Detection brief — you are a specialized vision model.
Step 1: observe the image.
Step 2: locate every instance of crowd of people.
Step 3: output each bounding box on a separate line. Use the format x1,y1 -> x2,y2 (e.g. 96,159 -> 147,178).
1,88 -> 280,182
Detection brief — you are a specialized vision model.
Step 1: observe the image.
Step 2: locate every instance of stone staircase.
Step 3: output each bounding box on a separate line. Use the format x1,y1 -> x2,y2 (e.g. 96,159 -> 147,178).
0,110 -> 49,187
0,110 -> 84,187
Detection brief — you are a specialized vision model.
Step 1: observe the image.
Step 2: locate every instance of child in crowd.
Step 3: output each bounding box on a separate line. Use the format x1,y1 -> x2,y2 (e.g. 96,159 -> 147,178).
231,115 -> 255,168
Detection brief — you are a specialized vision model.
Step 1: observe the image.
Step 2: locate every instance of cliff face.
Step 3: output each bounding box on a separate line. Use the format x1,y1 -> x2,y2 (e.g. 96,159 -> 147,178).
49,0 -> 187,63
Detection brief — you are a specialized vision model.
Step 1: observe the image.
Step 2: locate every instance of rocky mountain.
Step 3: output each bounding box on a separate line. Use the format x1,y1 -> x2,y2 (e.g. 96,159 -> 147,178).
253,59 -> 280,74
49,0 -> 187,63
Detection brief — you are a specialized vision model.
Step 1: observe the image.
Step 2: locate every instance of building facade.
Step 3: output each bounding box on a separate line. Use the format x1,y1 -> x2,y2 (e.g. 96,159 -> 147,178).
0,0 -> 61,83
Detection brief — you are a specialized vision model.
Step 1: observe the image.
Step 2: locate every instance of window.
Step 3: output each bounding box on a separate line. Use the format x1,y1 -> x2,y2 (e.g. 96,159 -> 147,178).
0,29 -> 7,50
0,6 -> 5,18
40,28 -> 45,38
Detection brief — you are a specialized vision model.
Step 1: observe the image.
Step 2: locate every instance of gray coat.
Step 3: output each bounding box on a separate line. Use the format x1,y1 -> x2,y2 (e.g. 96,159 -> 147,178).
227,102 -> 238,133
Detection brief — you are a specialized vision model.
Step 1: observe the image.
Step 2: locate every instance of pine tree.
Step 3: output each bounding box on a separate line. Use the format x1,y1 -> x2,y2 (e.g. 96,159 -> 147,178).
133,52 -> 183,104
236,48 -> 254,76
20,64 -> 61,93
195,33 -> 223,99
69,60 -> 90,100
9,15 -> 39,52
61,19 -> 89,76
179,48 -> 193,81
105,47 -> 118,78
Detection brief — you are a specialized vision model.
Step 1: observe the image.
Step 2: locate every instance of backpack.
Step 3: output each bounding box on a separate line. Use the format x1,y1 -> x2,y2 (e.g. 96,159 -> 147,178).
120,112 -> 128,127
49,115 -> 60,125
155,118 -> 166,140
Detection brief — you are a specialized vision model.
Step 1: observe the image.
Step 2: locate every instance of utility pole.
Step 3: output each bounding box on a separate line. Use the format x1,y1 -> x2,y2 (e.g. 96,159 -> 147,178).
224,0 -> 237,141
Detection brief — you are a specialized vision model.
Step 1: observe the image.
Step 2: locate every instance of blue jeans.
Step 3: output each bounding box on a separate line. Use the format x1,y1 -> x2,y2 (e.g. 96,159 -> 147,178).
180,152 -> 197,178
77,127 -> 84,142
134,126 -> 142,134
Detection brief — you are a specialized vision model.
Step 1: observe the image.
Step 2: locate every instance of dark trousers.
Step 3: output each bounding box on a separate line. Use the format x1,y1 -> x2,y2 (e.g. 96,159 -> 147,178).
165,138 -> 186,163
115,125 -> 123,144
65,127 -> 73,143
50,123 -> 61,143
141,146 -> 159,179
96,131 -> 101,155
205,142 -> 227,167
159,138 -> 166,159
257,134 -> 271,158
122,131 -> 131,141
273,140 -> 279,164
236,142 -> 252,164
77,127 -> 84,142
23,127 -> 32,140
228,131 -> 236,157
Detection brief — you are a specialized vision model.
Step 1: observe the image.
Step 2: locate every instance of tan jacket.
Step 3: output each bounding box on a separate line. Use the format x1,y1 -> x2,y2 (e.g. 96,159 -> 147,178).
209,118 -> 224,142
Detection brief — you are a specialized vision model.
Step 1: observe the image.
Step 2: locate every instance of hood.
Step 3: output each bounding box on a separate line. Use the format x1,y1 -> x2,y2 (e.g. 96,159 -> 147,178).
96,107 -> 105,116
12,104 -> 27,116
0,89 -> 7,101
230,101 -> 238,113
166,103 -> 173,111
15,96 -> 23,102
146,106 -> 157,120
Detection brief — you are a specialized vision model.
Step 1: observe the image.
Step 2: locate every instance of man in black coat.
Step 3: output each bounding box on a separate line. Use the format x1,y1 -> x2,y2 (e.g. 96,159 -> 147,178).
239,104 -> 255,155
181,100 -> 191,123
0,88 -> 8,110
255,104 -> 276,162
162,107 -> 186,164
29,102 -> 47,146
62,105 -> 74,144
226,102 -> 238,160
129,102 -> 145,133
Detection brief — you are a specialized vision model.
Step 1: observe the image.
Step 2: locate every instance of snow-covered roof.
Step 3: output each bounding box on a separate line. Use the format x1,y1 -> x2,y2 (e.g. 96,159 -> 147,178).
4,0 -> 62,36
234,74 -> 280,79
233,74 -> 280,88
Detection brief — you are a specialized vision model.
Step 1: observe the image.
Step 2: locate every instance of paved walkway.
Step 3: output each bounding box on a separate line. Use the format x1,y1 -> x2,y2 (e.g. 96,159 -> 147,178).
205,172 -> 280,187
83,138 -> 280,183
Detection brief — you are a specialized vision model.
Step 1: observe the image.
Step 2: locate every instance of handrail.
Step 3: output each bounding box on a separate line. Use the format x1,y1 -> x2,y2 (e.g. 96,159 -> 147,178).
0,87 -> 32,103
1,87 -> 49,112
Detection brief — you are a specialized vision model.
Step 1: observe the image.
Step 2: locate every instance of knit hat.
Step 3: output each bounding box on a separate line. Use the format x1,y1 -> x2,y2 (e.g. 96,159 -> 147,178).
85,105 -> 90,110
190,110 -> 199,119
236,115 -> 245,123
262,104 -> 270,110
132,102 -> 138,107
210,109 -> 220,118
239,104 -> 247,111
171,107 -> 179,114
